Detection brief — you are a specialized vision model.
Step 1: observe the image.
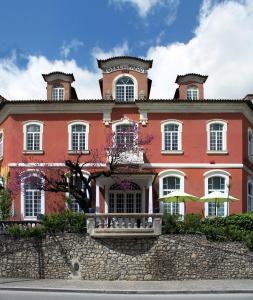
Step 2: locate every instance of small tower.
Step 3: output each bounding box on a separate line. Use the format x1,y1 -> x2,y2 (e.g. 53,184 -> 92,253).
174,73 -> 208,100
97,56 -> 153,101
42,72 -> 77,101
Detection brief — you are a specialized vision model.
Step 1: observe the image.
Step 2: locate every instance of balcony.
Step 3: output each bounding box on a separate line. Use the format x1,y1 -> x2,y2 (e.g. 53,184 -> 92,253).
86,213 -> 162,238
117,148 -> 144,164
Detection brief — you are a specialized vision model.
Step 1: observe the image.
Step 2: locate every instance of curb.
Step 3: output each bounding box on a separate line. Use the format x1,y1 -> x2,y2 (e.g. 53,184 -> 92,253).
0,287 -> 253,294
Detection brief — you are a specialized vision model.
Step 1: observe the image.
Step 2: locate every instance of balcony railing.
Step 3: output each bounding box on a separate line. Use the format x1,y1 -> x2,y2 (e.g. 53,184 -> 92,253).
117,148 -> 144,164
86,213 -> 162,238
0,220 -> 42,234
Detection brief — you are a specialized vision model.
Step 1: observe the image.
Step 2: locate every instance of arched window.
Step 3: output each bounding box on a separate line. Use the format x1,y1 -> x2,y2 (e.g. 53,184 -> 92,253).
21,173 -> 45,220
67,175 -> 86,213
115,76 -> 135,102
186,86 -> 199,100
52,85 -> 64,101
161,120 -> 182,152
68,121 -> 89,152
207,120 -> 227,152
0,129 -> 3,158
116,124 -> 135,149
109,182 -> 141,213
23,121 -> 43,152
247,180 -> 253,212
248,128 -> 253,161
159,170 -> 185,215
204,170 -> 230,217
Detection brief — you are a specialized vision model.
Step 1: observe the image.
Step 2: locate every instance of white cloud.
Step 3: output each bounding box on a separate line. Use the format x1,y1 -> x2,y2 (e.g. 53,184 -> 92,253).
60,38 -> 84,59
110,0 -> 179,24
148,0 -> 253,98
92,42 -> 129,60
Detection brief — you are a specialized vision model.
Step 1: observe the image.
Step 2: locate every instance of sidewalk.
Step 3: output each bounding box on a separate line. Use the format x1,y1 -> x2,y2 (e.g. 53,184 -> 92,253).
0,278 -> 252,294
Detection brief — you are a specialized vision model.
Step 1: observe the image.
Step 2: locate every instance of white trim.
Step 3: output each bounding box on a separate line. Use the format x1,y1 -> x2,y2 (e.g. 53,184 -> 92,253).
111,117 -> 135,131
158,169 -> 185,215
0,128 -> 3,159
23,121 -> 44,152
203,169 -> 231,177
247,178 -> 253,212
206,119 -> 227,152
8,162 -> 244,169
112,74 -> 138,101
204,171 -> 229,217
248,128 -> 253,163
67,121 -> 90,152
20,171 -> 45,221
161,120 -> 183,152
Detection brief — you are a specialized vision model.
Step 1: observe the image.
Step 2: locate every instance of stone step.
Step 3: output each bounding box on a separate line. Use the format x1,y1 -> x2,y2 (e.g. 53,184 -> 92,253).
91,232 -> 159,238
94,228 -> 154,234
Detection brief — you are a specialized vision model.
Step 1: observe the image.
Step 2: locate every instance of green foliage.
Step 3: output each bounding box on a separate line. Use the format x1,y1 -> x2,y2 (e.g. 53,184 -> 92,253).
162,214 -> 182,234
42,211 -> 86,233
7,224 -> 46,238
7,211 -> 86,238
244,232 -> 253,250
162,212 -> 253,250
0,189 -> 12,220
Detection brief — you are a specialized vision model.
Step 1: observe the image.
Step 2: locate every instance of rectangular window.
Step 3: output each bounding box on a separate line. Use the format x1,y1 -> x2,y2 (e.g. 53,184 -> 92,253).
0,131 -> 3,158
24,189 -> 41,217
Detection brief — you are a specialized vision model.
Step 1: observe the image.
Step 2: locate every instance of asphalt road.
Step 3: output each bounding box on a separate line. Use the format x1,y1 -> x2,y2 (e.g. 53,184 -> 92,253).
0,291 -> 253,300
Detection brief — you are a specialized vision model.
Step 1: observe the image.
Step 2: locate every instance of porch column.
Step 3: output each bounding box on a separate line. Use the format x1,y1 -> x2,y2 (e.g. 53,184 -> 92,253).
95,182 -> 100,213
148,179 -> 153,214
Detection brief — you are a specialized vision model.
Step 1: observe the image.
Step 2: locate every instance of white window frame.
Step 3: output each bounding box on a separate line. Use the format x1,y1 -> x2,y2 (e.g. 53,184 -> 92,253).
112,117 -> 137,147
23,121 -> 44,153
158,169 -> 185,216
52,85 -> 64,101
0,129 -> 3,159
68,121 -> 89,153
248,128 -> 253,163
112,74 -> 138,102
247,178 -> 253,212
186,86 -> 199,100
161,120 -> 183,154
206,120 -> 227,154
204,170 -> 230,217
20,171 -> 45,221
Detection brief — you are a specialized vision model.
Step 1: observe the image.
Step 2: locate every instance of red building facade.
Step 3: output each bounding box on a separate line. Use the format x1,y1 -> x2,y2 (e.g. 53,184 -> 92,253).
0,56 -> 253,220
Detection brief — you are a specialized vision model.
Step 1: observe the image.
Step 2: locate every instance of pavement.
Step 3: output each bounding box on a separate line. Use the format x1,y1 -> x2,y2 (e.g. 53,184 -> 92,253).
0,278 -> 252,294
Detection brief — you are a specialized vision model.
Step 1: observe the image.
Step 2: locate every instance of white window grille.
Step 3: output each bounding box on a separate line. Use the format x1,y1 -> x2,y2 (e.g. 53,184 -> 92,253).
71,124 -> 86,151
23,177 -> 42,218
52,86 -> 64,101
115,76 -> 134,102
164,123 -> 179,151
0,130 -> 3,158
186,86 -> 199,100
116,124 -> 135,149
162,176 -> 181,215
207,176 -> 225,217
248,129 -> 253,161
248,180 -> 253,212
207,121 -> 227,152
68,175 -> 86,213
26,124 -> 41,151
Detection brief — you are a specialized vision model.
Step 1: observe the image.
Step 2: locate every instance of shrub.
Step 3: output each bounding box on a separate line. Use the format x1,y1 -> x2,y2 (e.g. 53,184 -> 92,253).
7,224 -> 46,238
42,211 -> 86,233
244,232 -> 253,250
0,189 -> 12,220
162,214 -> 182,234
183,214 -> 202,233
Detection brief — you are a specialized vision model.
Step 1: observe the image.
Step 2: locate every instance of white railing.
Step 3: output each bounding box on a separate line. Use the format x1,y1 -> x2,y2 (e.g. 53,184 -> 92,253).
118,148 -> 144,164
86,213 -> 162,237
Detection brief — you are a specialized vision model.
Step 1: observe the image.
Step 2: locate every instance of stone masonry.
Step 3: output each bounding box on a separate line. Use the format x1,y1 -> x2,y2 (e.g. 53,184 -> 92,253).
0,234 -> 253,280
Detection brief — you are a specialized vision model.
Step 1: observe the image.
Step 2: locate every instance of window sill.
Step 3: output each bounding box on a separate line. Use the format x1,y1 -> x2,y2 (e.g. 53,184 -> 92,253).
68,150 -> 90,155
161,150 -> 184,155
207,151 -> 228,155
23,150 -> 44,155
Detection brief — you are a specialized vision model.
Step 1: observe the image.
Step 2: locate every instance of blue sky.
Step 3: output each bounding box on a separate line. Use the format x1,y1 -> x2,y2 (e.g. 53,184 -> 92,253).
0,0 -> 253,99
0,0 -> 202,69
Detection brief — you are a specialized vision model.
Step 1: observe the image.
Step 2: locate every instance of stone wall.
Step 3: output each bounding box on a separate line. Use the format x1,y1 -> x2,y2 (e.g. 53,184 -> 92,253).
0,234 -> 253,280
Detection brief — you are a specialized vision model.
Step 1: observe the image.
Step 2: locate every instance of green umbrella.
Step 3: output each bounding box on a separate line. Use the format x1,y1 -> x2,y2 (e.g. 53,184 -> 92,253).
159,191 -> 200,214
200,191 -> 239,216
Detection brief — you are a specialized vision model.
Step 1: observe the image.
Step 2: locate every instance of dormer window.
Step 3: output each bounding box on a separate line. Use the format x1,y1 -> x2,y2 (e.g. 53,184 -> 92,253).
186,86 -> 199,100
52,85 -> 64,101
115,76 -> 134,102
